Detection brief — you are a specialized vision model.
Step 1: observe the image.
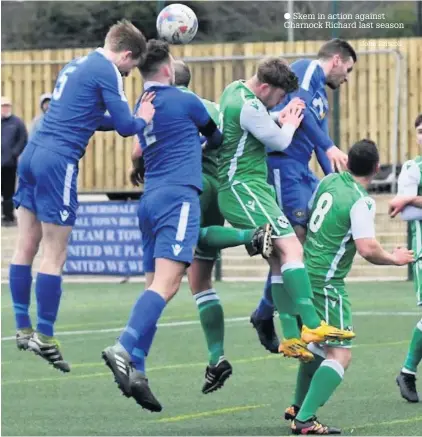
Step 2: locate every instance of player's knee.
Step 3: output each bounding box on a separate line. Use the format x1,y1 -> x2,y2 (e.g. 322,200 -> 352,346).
151,259 -> 186,301
326,347 -> 352,370
13,231 -> 41,265
275,236 -> 304,264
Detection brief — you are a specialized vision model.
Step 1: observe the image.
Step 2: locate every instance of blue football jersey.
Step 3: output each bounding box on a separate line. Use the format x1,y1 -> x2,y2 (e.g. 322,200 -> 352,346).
30,48 -> 146,160
135,83 -> 210,193
272,59 -> 333,170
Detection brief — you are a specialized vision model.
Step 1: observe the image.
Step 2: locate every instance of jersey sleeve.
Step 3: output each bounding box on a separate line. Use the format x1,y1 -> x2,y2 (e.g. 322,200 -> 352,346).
240,99 -> 296,152
97,63 -> 146,136
315,146 -> 333,175
299,108 -> 334,152
350,197 -> 376,240
397,160 -> 421,196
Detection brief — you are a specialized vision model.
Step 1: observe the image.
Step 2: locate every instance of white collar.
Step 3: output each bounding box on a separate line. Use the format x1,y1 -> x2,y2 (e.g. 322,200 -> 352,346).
144,81 -> 169,90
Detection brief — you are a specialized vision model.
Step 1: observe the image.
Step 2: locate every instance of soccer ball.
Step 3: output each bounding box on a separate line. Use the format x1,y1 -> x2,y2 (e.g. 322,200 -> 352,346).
156,4 -> 198,45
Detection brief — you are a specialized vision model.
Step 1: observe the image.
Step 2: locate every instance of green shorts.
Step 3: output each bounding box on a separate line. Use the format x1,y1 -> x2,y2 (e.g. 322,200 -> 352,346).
410,220 -> 422,306
218,179 -> 295,237
195,173 -> 225,261
313,284 -> 353,348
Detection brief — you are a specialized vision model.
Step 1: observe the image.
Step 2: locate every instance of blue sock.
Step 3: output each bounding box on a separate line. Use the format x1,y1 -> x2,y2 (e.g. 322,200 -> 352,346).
119,290 -> 166,356
9,264 -> 33,330
132,325 -> 158,374
35,273 -> 62,337
255,270 -> 275,320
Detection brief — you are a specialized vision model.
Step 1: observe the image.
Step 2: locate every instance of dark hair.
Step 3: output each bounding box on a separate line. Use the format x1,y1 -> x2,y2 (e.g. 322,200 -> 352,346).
256,57 -> 298,93
138,39 -> 171,77
415,114 -> 422,128
318,38 -> 357,63
174,60 -> 191,87
105,19 -> 147,60
348,139 -> 379,177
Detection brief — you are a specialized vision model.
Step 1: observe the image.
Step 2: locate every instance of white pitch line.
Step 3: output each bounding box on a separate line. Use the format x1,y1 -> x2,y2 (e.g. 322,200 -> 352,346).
1,312 -> 420,342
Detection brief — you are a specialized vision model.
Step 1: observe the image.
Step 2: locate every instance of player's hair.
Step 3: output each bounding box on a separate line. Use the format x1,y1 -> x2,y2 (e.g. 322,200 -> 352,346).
105,19 -> 147,60
256,57 -> 299,93
348,139 -> 379,177
139,39 -> 171,78
415,113 -> 422,128
174,60 -> 191,87
318,39 -> 357,63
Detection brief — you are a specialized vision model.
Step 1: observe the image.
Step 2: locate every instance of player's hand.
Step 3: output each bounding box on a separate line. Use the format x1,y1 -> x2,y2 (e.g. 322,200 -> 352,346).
391,247 -> 415,266
129,167 -> 144,186
389,195 -> 414,218
137,92 -> 155,124
278,98 -> 305,126
279,101 -> 305,128
326,145 -> 348,172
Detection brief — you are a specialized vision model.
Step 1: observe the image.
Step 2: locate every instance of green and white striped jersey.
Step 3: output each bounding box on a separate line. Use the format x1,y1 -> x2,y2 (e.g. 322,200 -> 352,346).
304,172 -> 376,287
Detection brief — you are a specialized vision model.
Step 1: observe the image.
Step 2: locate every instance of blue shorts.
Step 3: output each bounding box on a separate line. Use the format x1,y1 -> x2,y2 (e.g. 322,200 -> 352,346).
138,186 -> 200,273
267,154 -> 319,227
13,146 -> 79,226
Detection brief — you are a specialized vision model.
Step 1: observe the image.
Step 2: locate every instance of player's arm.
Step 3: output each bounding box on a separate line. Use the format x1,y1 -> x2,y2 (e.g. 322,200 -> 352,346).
97,65 -> 151,136
240,99 -> 302,152
389,161 -> 422,219
294,72 -> 347,171
188,93 -> 222,149
129,136 -> 144,187
351,197 -> 414,265
315,145 -> 333,176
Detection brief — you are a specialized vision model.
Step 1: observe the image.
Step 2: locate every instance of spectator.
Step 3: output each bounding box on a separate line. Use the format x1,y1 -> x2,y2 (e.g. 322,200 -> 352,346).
1,96 -> 28,226
28,93 -> 52,140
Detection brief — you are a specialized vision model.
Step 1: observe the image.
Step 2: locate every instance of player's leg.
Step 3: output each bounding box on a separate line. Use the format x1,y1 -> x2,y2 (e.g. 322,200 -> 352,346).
188,259 -> 232,393
292,288 -> 353,435
10,207 -> 41,349
25,152 -> 78,372
397,319 -> 422,403
104,188 -> 200,411
251,159 -> 311,350
396,222 -> 422,402
219,181 -> 311,360
189,176 -> 232,393
9,150 -> 41,349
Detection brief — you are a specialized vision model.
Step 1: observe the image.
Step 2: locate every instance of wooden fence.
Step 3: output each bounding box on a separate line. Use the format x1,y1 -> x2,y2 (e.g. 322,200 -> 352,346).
2,37 -> 421,192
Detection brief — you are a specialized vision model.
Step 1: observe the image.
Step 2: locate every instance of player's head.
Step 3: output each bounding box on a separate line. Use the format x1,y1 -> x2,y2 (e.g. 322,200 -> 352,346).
104,20 -> 147,76
347,139 -> 380,180
318,39 -> 356,90
174,60 -> 191,87
415,114 -> 422,148
252,57 -> 298,109
138,39 -> 175,85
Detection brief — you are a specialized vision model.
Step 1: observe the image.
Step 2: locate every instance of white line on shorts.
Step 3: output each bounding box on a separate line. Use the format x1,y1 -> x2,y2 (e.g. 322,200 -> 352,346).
1,312 -> 419,341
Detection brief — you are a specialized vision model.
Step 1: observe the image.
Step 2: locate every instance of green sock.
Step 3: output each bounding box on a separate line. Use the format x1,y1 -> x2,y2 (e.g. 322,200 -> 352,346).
198,226 -> 254,249
282,264 -> 321,329
195,289 -> 225,365
293,355 -> 324,407
271,277 -> 301,339
403,319 -> 422,373
296,359 -> 344,422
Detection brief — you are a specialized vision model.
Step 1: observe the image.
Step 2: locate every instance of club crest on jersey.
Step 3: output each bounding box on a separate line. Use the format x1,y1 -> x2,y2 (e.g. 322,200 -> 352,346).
246,200 -> 256,211
293,209 -> 306,219
277,215 -> 290,229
